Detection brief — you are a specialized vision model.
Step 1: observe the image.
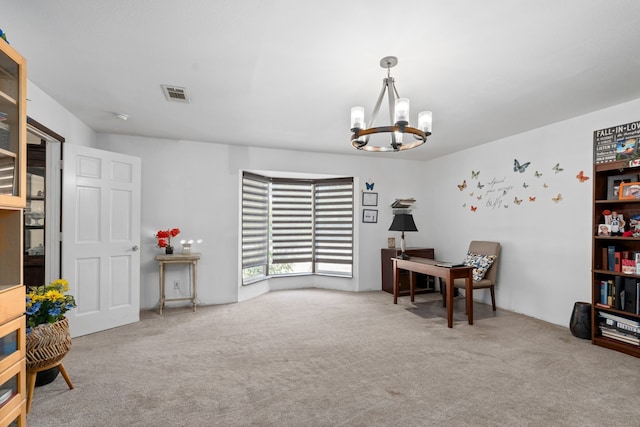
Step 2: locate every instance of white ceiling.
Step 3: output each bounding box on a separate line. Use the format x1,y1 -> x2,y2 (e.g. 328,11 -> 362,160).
3,0 -> 640,161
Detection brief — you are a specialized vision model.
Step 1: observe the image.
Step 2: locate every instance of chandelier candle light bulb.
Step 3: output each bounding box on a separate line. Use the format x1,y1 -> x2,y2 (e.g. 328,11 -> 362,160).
394,98 -> 410,125
350,106 -> 365,130
418,111 -> 433,133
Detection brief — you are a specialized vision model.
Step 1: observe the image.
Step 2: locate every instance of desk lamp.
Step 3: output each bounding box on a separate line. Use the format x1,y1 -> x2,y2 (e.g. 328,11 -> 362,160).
388,213 -> 418,259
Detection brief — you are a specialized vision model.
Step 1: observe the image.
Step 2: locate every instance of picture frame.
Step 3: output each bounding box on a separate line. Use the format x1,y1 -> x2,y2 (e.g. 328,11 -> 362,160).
362,209 -> 378,223
362,192 -> 378,206
387,237 -> 396,248
597,223 -> 611,236
607,173 -> 639,200
619,181 -> 640,200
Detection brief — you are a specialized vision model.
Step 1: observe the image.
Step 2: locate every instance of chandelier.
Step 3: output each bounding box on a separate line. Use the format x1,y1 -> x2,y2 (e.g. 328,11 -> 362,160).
350,56 -> 432,152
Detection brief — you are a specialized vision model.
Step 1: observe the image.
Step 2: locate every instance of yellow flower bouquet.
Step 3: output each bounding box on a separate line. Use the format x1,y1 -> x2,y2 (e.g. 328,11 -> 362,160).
25,279 -> 76,333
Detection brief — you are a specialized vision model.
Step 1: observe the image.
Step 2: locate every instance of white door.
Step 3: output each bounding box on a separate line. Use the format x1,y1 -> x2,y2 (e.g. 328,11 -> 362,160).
62,144 -> 141,337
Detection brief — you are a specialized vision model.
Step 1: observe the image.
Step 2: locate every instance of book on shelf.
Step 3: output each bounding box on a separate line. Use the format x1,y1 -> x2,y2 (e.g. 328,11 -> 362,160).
601,317 -> 640,336
622,259 -> 636,274
622,278 -> 638,315
598,279 -> 619,308
601,247 -> 608,270
598,311 -> 640,328
0,388 -> 12,406
608,246 -> 616,271
599,280 -> 610,306
614,251 -> 621,272
600,324 -> 640,345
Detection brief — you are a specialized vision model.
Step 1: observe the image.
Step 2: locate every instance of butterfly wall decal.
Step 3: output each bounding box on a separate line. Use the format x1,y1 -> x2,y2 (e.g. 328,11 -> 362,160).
514,197 -> 522,205
365,182 -> 374,191
471,170 -> 480,179
477,182 -> 485,189
513,159 -> 531,173
552,193 -> 562,203
470,206 -> 477,212
576,170 -> 590,182
543,183 -> 549,188
552,163 -> 564,173
522,182 -> 529,188
462,203 -> 467,208
477,195 -> 482,200
529,196 -> 536,202
457,180 -> 467,191
535,171 -> 542,178
469,192 -> 474,196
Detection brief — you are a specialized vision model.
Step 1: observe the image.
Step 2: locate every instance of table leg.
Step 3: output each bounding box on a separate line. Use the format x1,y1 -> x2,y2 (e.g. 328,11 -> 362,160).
192,260 -> 198,312
393,260 -> 399,304
159,263 -> 165,315
410,271 -> 415,302
466,273 -> 473,325
446,270 -> 454,328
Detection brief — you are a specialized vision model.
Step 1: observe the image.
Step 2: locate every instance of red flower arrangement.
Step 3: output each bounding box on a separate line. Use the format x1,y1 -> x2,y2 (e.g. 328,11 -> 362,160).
156,228 -> 180,251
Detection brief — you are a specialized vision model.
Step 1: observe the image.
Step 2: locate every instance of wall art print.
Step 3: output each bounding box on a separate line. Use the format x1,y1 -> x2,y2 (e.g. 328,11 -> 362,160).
456,159 -> 588,213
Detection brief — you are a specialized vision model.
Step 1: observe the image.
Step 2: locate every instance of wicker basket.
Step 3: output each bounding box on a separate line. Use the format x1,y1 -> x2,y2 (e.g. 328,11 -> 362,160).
26,317 -> 72,370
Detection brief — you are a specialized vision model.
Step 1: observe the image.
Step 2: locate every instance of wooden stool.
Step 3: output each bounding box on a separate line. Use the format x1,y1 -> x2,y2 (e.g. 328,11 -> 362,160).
26,361 -> 74,413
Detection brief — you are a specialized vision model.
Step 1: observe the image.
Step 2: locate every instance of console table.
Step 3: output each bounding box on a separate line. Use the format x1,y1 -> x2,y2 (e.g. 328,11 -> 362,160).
392,257 -> 473,328
381,248 -> 435,295
154,253 -> 200,314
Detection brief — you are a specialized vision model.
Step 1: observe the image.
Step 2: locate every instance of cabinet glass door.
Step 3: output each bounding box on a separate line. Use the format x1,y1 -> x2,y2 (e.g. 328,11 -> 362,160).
0,43 -> 24,199
24,164 -> 45,287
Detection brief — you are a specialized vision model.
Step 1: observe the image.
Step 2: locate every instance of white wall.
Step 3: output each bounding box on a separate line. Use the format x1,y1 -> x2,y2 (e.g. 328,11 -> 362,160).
422,97 -> 640,326
97,135 -> 433,309
28,75 -> 640,328
26,80 -> 97,147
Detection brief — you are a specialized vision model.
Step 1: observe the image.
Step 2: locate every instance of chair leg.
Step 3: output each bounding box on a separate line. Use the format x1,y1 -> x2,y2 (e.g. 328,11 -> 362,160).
26,370 -> 37,413
57,363 -> 74,390
490,286 -> 496,311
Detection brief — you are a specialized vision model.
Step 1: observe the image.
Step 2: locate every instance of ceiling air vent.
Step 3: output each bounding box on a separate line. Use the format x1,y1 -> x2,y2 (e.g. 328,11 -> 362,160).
161,85 -> 190,103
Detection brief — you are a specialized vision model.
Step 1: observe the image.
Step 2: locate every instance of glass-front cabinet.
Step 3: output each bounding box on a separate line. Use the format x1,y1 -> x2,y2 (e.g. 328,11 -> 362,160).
0,38 -> 26,208
0,37 -> 27,426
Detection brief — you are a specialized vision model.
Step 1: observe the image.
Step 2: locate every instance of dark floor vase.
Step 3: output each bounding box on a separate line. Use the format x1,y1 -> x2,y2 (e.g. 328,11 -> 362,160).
569,302 -> 592,339
35,367 -> 59,386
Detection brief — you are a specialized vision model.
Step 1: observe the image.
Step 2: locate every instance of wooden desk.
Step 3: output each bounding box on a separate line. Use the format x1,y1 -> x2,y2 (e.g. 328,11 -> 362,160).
154,253 -> 200,314
392,257 -> 473,328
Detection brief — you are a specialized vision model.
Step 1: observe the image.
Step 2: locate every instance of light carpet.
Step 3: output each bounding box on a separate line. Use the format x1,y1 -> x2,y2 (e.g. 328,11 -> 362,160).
27,289 -> 640,427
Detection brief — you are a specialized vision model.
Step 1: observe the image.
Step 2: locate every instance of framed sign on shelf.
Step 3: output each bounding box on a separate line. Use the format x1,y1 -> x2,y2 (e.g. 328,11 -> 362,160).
362,192 -> 378,206
362,209 -> 378,223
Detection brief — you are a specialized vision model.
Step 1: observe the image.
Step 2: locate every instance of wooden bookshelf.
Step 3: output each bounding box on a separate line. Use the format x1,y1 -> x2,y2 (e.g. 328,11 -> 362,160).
592,158 -> 640,358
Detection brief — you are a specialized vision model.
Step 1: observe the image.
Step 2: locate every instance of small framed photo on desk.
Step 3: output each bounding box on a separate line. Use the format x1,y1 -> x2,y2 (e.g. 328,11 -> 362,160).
363,209 -> 378,223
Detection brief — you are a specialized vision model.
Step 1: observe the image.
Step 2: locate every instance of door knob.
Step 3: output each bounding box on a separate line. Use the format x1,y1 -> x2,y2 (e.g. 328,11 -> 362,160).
131,245 -> 139,252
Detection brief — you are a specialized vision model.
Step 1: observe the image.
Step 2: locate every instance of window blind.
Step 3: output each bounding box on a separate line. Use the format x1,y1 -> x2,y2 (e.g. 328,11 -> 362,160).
314,178 -> 354,265
271,179 -> 314,264
241,172 -> 269,269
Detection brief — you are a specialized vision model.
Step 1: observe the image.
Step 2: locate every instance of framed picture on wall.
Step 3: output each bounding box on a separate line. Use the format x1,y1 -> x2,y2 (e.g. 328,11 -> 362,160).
362,209 -> 378,223
362,192 -> 378,206
607,173 -> 639,200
